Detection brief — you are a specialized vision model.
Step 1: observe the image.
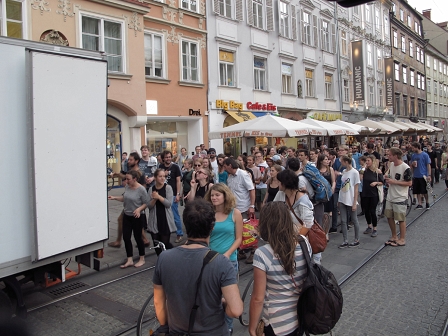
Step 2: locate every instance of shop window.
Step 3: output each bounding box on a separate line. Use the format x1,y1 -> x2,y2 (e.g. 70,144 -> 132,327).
146,121 -> 188,156
144,33 -> 164,78
181,40 -> 199,82
219,50 -> 235,87
107,115 -> 122,179
81,15 -> 124,72
0,0 -> 24,38
253,56 -> 266,90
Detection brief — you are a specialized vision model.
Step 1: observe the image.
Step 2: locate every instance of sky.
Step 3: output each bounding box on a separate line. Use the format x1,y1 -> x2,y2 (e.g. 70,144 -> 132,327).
407,0 -> 448,24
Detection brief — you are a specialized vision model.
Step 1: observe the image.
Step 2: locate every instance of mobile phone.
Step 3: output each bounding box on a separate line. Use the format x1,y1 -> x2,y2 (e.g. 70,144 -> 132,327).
192,152 -> 194,155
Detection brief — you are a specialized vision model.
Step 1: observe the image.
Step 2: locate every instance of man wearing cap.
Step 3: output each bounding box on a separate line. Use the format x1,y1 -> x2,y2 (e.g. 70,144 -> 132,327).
392,140 -> 400,148
208,148 -> 219,183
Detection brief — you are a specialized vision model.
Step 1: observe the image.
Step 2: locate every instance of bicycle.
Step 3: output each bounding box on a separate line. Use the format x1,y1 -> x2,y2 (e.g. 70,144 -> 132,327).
136,240 -> 166,336
239,276 -> 254,326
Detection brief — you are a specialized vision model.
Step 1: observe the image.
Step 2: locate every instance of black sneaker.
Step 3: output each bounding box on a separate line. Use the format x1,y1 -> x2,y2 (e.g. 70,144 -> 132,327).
426,203 -> 430,209
349,241 -> 360,248
339,242 -> 349,249
329,227 -> 338,234
415,205 -> 423,210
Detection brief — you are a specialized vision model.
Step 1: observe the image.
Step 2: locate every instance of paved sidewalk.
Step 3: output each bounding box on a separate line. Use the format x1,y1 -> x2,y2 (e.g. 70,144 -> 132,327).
324,191 -> 448,336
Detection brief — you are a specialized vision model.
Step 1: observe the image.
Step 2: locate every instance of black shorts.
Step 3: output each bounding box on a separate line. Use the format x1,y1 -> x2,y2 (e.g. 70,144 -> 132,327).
412,177 -> 428,195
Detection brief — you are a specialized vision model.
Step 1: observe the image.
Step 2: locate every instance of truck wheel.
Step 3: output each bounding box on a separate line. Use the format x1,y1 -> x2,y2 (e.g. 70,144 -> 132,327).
0,290 -> 13,322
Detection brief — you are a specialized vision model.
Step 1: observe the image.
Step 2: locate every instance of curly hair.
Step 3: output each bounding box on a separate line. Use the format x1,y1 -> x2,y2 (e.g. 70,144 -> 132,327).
258,202 -> 297,276
277,169 -> 298,190
204,183 -> 236,215
182,199 -> 216,238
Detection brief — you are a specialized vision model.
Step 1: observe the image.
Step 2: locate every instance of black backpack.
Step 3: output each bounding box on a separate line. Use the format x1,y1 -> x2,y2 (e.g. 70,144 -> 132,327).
297,237 -> 343,335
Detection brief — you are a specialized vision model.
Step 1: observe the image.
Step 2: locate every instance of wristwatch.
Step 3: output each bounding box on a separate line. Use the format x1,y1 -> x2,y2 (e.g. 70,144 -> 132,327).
249,205 -> 255,208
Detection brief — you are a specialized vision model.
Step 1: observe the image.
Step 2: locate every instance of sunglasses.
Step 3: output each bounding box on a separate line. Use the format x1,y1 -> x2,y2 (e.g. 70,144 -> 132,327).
194,164 -> 202,167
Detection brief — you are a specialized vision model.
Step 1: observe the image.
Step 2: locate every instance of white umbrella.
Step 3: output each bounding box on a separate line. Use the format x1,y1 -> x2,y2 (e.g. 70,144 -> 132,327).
208,114 -> 326,139
380,120 -> 410,131
355,119 -> 401,134
298,118 -> 358,135
416,122 -> 442,132
330,119 -> 378,133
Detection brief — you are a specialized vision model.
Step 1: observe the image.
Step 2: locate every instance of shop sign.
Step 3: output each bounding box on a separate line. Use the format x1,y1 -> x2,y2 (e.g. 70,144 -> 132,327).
310,112 -> 342,121
189,108 -> 201,116
220,131 -> 243,138
216,100 -> 243,111
384,58 -> 394,107
244,131 -> 274,137
246,102 -> 277,111
351,41 -> 365,102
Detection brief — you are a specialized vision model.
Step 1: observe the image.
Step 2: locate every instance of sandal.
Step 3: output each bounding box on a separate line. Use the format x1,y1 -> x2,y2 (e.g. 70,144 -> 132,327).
108,241 -> 121,248
385,239 -> 397,246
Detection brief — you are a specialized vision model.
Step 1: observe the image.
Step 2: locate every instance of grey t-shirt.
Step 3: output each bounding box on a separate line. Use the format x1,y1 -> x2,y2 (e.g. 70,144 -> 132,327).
123,185 -> 148,216
153,247 -> 237,335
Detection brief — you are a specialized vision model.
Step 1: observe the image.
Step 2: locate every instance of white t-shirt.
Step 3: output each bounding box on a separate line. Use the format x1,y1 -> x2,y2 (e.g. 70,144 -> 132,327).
227,168 -> 255,212
210,159 -> 219,183
386,162 -> 412,203
338,168 -> 360,206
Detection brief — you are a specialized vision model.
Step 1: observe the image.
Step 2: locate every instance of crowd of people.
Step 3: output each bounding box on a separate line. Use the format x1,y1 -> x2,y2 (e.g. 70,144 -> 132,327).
107,137 -> 445,335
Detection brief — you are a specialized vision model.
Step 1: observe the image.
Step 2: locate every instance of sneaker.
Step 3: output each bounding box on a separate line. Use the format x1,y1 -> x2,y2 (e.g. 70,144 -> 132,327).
349,241 -> 360,248
329,228 -> 338,234
339,242 -> 349,249
415,205 -> 423,210
412,198 -> 417,205
426,203 -> 430,209
357,212 -> 365,217
371,230 -> 378,237
363,227 -> 372,234
348,222 -> 354,228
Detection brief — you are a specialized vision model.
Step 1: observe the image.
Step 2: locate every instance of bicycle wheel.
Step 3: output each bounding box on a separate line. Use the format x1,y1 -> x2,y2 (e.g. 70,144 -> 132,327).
406,194 -> 412,216
239,278 -> 254,326
136,293 -> 160,336
107,175 -> 115,191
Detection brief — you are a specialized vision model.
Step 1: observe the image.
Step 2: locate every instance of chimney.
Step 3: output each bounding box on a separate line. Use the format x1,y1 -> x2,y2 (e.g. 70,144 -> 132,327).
422,9 -> 431,20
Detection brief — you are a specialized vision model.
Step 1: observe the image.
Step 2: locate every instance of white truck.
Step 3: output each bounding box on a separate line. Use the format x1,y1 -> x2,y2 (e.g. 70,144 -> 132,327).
0,37 -> 109,319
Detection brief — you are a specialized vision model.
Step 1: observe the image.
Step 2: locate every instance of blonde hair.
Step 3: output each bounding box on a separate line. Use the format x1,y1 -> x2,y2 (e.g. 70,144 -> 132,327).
204,183 -> 236,215
366,154 -> 378,171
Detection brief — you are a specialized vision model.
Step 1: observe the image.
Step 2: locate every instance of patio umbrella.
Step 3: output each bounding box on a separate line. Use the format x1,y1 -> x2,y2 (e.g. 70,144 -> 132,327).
416,122 -> 443,132
208,114 -> 326,139
330,119 -> 379,134
379,120 -> 410,132
298,118 -> 359,135
355,119 -> 401,134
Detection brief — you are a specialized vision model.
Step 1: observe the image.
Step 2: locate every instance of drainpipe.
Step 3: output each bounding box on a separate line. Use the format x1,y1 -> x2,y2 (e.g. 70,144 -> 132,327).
334,2 -> 343,117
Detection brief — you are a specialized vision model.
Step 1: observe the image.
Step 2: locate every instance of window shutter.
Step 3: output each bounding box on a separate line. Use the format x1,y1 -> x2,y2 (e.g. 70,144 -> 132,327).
213,0 -> 220,15
291,5 -> 297,41
266,0 -> 274,31
331,23 -> 336,53
236,0 -> 244,21
247,0 -> 254,27
319,18 -> 324,50
278,1 -> 283,36
313,15 -> 318,48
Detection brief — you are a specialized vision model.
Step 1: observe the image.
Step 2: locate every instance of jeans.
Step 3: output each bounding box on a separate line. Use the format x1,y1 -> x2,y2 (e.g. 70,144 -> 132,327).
331,190 -> 340,229
172,196 -> 183,236
339,204 -> 359,243
225,260 -> 239,331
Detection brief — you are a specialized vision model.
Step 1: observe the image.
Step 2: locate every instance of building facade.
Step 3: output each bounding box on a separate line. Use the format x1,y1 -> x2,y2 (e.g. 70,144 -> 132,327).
207,0 -> 342,154
390,0 -> 426,122
337,1 -> 393,123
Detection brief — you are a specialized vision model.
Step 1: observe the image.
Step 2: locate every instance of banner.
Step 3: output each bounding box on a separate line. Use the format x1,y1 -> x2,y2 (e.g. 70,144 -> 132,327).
351,41 -> 364,103
384,57 -> 394,107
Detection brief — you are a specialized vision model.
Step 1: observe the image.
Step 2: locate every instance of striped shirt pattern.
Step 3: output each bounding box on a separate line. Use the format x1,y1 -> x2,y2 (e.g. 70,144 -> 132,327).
253,238 -> 312,336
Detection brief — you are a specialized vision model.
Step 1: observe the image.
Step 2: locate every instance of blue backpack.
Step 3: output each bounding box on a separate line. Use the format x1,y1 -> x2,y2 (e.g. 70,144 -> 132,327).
302,164 -> 333,203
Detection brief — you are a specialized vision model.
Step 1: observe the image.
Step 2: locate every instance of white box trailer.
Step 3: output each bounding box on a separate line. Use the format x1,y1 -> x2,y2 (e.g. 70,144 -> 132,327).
0,36 -> 109,318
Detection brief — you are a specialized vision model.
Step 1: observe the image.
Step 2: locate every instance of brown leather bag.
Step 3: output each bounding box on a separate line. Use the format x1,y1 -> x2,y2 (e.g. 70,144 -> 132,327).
286,196 -> 327,254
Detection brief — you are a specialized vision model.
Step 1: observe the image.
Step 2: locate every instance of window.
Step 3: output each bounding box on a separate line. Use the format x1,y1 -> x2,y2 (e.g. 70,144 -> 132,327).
421,75 -> 425,90
434,81 -> 437,95
403,95 -> 408,115
394,63 -> 400,81
217,0 -> 232,18
401,35 -> 405,53
81,15 -> 123,72
384,15 -> 389,36
417,73 -> 421,89
444,64 -> 447,75
377,49 -> 382,70
353,5 -> 359,16
414,21 -> 418,33
402,66 -> 407,84
410,70 -> 414,86
439,62 -> 443,73
410,98 -> 415,115
321,20 -> 330,52
434,59 -> 437,70
420,49 -> 423,63
252,0 -> 264,29
181,40 -> 199,82
427,55 -> 430,67
302,12 -> 311,45
400,8 -> 403,21
219,50 -> 235,87
341,30 -> 348,56
427,78 -> 431,93
378,88 -> 383,106
279,1 -> 290,38
305,69 -> 314,97
409,40 -> 413,57
375,9 -> 379,27
253,56 -> 266,90
440,83 -> 443,96
367,44 -> 372,66
416,46 -> 420,62
325,74 -> 333,99
0,0 -> 24,38
368,85 -> 374,106
181,0 -> 197,12
392,2 -> 396,14
343,79 -> 349,102
395,93 -> 400,115
282,63 -> 293,94
393,31 -> 398,48
144,33 -> 164,78
365,5 -> 370,23
407,15 -> 411,27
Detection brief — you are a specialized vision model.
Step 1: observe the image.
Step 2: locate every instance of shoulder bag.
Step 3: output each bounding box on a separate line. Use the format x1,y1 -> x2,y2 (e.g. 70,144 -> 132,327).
285,195 -> 327,254
376,172 -> 384,204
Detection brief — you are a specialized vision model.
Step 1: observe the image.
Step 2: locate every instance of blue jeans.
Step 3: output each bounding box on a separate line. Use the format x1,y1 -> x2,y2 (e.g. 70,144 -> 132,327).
226,260 -> 239,331
172,197 -> 183,236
